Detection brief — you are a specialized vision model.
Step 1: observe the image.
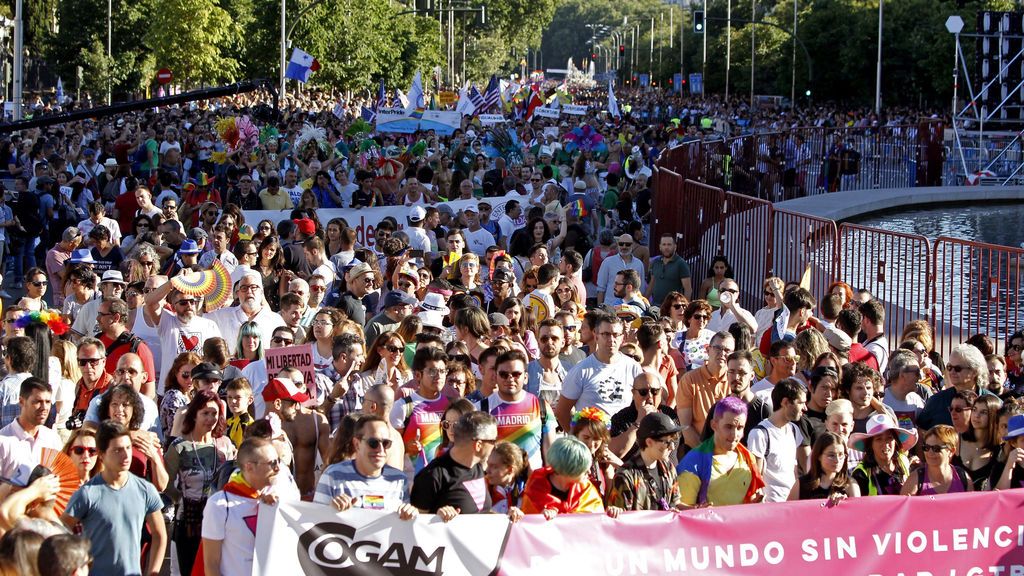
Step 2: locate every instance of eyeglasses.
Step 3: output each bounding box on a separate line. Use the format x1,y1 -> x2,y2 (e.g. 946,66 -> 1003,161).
949,406 -> 973,414
947,365 -> 969,373
710,344 -> 735,354
498,370 -> 524,379
71,446 -> 98,456
383,344 -> 403,354
238,284 -> 261,293
440,420 -> 457,430
363,437 -> 393,450
598,331 -> 624,338
921,444 -> 950,453
692,314 -> 710,321
272,336 -> 294,345
654,437 -> 678,448
244,251 -> 258,257
634,388 -> 662,397
78,357 -> 104,366
312,320 -> 333,327
424,367 -> 448,377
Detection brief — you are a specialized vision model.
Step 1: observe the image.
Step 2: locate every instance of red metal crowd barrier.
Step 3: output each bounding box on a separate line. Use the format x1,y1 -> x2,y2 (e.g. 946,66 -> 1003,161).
931,237 -> 1024,359
721,191 -> 774,312
770,209 -> 838,306
837,224 -> 932,349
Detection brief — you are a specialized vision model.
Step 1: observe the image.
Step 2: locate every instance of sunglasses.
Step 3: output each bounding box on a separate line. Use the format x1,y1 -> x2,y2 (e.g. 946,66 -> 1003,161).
947,365 -> 969,373
78,357 -> 103,366
949,406 -> 973,414
363,437 -> 393,450
634,388 -> 662,397
618,242 -> 633,247
692,314 -> 710,320
671,303 -> 685,310
383,344 -> 403,354
71,446 -> 98,456
498,370 -> 524,379
272,337 -> 294,345
921,444 -> 949,453
29,281 -> 48,287
440,420 -> 457,430
176,299 -> 197,307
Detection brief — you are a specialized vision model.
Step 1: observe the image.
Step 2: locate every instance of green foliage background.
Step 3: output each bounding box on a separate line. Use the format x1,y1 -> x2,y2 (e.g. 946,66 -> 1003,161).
7,0 -> 1023,104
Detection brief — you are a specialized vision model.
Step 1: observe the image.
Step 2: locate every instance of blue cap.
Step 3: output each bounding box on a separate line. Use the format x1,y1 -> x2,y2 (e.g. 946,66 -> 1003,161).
382,290 -> 418,309
82,148 -> 96,156
178,239 -> 201,255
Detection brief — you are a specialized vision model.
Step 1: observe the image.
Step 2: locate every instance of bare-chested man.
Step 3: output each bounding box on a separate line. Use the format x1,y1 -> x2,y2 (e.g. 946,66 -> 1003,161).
263,367 -> 329,500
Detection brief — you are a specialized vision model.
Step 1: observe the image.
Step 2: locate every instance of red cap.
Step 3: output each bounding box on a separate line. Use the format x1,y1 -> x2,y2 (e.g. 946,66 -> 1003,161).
293,218 -> 316,237
261,377 -> 310,404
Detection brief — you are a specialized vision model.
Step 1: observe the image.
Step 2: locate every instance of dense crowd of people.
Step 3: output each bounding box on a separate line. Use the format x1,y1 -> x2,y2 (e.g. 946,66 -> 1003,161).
0,84 -> 1004,576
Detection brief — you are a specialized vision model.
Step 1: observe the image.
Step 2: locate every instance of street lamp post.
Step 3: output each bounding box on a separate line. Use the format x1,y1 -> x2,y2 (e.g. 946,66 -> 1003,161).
280,0 -> 286,98
875,0 -> 883,115
107,0 -> 112,104
702,0 -> 707,96
791,0 -> 797,110
725,0 -> 731,101
13,0 -> 21,120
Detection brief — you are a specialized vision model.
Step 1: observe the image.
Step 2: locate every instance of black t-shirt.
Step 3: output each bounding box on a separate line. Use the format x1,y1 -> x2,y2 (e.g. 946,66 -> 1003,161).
92,246 -> 124,275
635,187 -> 652,218
410,451 -> 491,514
337,292 -> 367,326
801,409 -> 828,446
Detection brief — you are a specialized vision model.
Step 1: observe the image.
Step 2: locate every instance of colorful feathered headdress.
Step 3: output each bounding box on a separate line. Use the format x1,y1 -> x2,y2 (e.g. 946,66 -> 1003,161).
15,309 -> 70,336
572,406 -> 610,429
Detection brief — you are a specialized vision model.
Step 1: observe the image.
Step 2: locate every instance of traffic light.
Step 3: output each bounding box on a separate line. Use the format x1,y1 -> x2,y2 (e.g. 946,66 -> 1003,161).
693,10 -> 705,33
619,44 -> 625,56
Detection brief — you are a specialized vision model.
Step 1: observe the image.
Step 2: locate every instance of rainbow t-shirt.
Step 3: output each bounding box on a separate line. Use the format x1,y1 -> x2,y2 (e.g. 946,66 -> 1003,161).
389,392 -> 450,481
479,392 -> 555,470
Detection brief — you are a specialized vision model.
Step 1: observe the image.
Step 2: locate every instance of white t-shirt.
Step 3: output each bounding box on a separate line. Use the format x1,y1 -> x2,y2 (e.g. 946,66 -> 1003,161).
157,312 -> 222,390
464,227 -> 496,257
497,215 -> 517,243
337,183 -> 358,208
406,226 -> 431,253
560,353 -> 643,417
205,305 -> 285,357
133,313 -> 163,393
202,491 -> 260,576
746,419 -> 803,503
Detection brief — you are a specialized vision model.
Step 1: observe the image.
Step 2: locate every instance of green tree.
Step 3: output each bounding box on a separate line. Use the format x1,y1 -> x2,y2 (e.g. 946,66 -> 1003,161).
145,0 -> 242,86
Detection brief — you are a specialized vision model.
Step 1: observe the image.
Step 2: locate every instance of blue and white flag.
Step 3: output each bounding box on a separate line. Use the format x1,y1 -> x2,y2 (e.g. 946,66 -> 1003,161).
607,79 -> 620,118
285,47 -> 320,83
405,70 -> 424,114
361,106 -> 376,123
56,78 -> 64,105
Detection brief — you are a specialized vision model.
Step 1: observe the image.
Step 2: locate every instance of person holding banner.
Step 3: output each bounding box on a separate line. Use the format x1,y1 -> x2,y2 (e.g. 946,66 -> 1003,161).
522,436 -> 620,519
677,396 -> 765,508
314,414 -> 416,520
410,411 -> 496,520
608,412 -> 682,511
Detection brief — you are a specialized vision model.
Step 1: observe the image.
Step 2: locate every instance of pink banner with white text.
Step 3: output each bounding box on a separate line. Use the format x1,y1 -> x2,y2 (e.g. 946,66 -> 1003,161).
499,491 -> 1024,576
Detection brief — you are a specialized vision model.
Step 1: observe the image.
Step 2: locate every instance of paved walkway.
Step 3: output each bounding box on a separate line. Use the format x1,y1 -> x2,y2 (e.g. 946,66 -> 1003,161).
774,185 -> 1024,221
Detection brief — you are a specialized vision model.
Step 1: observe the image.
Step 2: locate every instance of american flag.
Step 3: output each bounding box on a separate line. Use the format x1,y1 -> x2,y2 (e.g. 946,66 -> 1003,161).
467,85 -> 485,111
481,75 -> 500,111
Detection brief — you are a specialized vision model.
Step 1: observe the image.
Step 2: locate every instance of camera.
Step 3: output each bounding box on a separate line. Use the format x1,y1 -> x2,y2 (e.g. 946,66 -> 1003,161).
65,411 -> 85,431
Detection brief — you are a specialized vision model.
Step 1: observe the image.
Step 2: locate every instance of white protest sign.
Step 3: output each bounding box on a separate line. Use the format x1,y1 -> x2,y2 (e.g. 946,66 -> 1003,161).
562,104 -> 589,115
479,114 -> 507,125
534,107 -> 560,119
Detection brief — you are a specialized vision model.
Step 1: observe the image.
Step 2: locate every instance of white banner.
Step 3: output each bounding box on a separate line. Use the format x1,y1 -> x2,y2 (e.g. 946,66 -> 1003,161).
561,104 -> 588,115
478,114 -> 507,125
533,107 -> 560,119
375,107 -> 420,134
243,200 -> 478,250
253,501 -> 507,576
419,110 -> 462,136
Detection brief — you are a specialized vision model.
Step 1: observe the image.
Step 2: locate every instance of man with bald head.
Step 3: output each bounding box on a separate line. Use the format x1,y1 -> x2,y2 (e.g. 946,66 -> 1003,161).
206,270 -> 286,356
83,353 -> 160,435
609,370 -> 680,457
363,383 -> 405,470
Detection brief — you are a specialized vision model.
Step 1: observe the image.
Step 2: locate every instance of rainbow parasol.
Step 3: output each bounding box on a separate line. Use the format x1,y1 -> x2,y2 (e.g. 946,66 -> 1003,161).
170,260 -> 233,311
